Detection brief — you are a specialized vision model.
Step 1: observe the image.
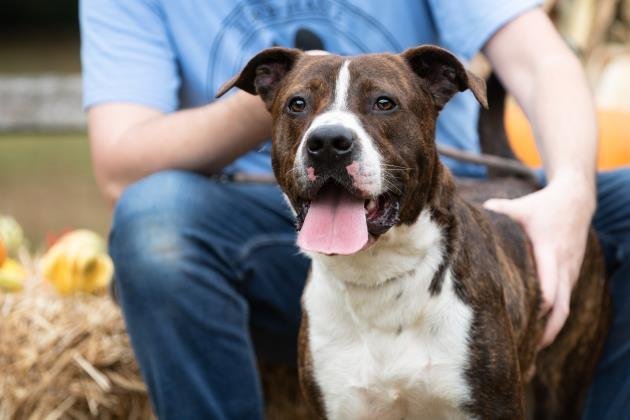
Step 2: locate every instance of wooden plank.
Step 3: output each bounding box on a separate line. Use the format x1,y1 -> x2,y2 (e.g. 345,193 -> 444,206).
0,75 -> 84,132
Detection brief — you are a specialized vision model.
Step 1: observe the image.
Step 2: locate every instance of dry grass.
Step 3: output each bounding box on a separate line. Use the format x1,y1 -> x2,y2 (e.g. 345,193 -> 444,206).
0,255 -> 312,419
0,255 -> 152,420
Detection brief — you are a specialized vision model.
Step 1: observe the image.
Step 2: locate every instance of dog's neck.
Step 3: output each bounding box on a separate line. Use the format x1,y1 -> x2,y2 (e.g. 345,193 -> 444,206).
308,163 -> 457,291
305,164 -> 461,332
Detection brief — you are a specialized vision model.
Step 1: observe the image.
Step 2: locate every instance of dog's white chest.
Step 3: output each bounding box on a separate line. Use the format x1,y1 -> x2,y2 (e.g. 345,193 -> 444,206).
304,225 -> 474,419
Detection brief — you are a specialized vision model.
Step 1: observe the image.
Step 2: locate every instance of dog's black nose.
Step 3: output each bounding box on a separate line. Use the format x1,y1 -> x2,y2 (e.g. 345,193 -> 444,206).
306,125 -> 354,160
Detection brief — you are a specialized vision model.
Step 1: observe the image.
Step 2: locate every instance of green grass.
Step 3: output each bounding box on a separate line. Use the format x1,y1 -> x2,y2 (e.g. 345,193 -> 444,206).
0,133 -> 110,250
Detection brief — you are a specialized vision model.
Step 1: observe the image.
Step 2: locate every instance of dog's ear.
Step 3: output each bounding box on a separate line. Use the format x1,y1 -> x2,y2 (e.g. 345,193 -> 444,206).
216,47 -> 303,109
401,45 -> 488,110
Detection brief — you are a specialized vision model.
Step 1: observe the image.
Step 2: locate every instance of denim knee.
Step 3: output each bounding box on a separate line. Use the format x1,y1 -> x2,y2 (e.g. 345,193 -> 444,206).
110,171 -> 194,298
108,170 -> 242,303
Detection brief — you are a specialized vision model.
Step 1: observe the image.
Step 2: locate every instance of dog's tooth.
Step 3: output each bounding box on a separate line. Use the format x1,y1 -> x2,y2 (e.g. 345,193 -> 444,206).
366,199 -> 377,211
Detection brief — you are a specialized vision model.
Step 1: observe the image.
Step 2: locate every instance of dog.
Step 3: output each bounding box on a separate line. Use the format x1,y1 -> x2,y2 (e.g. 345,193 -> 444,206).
218,45 -> 610,420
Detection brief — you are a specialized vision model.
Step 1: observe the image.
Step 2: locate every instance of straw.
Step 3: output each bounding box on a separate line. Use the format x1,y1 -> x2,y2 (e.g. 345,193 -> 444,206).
0,256 -> 311,419
0,256 -> 153,420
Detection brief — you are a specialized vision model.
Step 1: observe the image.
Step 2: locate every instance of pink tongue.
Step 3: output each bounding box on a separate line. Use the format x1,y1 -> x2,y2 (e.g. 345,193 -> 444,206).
297,187 -> 368,255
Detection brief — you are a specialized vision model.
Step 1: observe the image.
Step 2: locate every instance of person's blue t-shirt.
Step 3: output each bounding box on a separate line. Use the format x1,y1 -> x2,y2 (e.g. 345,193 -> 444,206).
81,0 -> 540,177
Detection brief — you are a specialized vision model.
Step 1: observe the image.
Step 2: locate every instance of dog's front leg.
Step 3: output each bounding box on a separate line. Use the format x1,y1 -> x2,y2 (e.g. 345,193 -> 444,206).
297,310 -> 327,418
464,306 -> 526,420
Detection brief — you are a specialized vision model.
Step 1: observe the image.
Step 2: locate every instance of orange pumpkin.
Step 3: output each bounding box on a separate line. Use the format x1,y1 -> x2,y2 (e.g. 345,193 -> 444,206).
505,98 -> 630,170
0,239 -> 6,266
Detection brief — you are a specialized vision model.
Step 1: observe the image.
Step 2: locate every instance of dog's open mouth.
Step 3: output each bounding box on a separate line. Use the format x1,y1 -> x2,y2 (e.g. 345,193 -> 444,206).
295,180 -> 400,255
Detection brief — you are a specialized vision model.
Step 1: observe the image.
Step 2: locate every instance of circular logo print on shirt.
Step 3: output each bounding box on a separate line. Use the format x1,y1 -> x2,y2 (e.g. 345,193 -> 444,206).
206,0 -> 401,100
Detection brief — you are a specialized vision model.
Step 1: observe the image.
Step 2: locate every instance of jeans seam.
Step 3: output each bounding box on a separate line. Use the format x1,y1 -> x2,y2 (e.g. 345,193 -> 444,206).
233,233 -> 300,280
236,233 -> 299,262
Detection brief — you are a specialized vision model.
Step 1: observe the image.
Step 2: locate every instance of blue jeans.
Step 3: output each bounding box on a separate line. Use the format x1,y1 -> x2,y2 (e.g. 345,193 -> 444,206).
584,169 -> 630,419
110,168 -> 630,419
110,171 -> 310,419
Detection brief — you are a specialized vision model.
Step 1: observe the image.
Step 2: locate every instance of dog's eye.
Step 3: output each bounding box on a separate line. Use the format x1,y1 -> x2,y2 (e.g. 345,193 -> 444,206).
374,97 -> 397,112
288,97 -> 307,113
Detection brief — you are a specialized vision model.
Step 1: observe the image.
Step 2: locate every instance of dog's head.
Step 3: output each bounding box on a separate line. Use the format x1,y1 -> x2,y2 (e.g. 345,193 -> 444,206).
218,45 -> 487,256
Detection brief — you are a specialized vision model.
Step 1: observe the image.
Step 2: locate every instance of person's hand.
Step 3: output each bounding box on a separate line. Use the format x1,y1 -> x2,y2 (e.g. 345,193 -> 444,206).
483,175 -> 595,348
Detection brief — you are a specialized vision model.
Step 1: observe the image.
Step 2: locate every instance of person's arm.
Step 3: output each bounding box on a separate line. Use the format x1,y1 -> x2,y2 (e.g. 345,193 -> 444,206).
482,8 -> 597,347
80,0 -> 271,205
89,92 -> 270,205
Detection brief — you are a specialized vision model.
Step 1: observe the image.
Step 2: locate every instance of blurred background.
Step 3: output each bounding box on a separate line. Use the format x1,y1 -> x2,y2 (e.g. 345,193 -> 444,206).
1,0 -> 629,251
0,0 -> 108,249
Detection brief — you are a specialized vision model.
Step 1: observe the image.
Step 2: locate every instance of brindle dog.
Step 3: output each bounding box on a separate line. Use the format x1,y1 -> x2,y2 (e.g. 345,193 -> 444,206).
218,46 -> 610,420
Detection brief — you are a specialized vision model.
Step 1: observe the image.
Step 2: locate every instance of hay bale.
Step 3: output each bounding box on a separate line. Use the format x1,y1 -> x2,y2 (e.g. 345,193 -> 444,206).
0,257 -> 312,419
0,258 -> 153,419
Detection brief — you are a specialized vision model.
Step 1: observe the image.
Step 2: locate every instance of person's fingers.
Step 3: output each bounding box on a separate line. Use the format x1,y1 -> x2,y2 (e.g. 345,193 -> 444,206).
539,274 -> 571,349
484,191 -> 579,350
483,198 -> 522,217
533,245 -> 558,315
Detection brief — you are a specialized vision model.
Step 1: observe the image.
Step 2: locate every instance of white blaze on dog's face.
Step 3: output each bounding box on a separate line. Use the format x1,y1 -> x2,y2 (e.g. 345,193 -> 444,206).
294,60 -> 384,196
216,46 -> 487,256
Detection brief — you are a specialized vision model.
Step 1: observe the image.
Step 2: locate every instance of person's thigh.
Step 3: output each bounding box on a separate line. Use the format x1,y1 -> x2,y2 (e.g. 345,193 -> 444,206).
584,167 -> 630,419
216,181 -> 311,363
110,170 -> 309,419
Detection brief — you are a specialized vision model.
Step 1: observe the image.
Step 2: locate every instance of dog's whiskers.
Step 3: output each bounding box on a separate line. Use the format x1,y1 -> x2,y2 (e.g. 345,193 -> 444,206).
380,163 -> 411,170
381,174 -> 402,195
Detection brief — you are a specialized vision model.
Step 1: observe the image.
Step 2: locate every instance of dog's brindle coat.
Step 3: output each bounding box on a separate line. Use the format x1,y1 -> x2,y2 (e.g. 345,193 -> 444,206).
218,46 -> 610,419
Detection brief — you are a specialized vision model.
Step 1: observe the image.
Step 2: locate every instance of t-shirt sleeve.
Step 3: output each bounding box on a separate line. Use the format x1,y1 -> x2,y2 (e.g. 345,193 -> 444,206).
80,0 -> 180,112
427,0 -> 543,60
